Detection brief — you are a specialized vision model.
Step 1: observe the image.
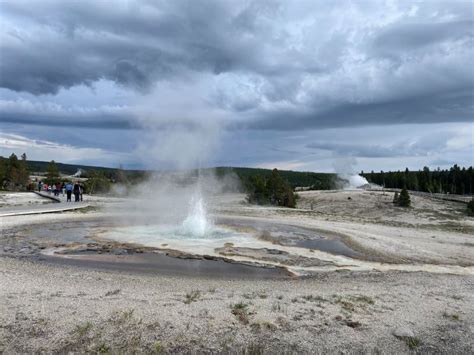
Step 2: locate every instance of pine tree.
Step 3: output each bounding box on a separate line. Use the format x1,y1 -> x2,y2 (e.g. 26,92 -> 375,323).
245,169 -> 296,208
398,188 -> 411,207
46,160 -> 60,183
467,199 -> 474,217
6,153 -> 19,183
19,153 -> 29,188
0,158 -> 5,189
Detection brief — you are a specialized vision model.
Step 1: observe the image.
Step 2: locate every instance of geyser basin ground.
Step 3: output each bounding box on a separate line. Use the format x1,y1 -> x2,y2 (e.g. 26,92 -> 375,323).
8,216 -> 362,276
7,212 -> 472,276
2,190 -> 473,276
1,190 -> 473,353
72,215 -> 474,275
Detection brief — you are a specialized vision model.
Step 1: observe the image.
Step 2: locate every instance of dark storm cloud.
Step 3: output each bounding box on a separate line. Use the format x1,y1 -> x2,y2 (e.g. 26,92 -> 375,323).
0,0 -> 258,94
0,101 -> 208,131
307,141 -> 398,158
372,20 -> 473,55
0,0 -> 473,130
306,130 -> 462,158
244,89 -> 474,130
0,112 -> 135,129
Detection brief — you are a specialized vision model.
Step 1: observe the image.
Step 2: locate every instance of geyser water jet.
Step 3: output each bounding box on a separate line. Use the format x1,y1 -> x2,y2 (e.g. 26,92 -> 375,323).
126,116 -> 224,239
182,187 -> 212,237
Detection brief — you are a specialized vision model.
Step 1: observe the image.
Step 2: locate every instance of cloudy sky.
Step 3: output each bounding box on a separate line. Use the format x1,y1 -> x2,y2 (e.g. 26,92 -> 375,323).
0,0 -> 472,172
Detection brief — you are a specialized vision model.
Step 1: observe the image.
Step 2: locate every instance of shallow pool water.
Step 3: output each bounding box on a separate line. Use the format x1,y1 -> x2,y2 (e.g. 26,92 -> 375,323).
19,217 -> 361,262
108,223 -> 252,244
100,217 -> 361,259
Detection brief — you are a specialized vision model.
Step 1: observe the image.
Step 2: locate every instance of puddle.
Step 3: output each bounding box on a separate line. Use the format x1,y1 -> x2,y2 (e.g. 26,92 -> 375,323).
291,238 -> 360,258
30,221 -> 105,244
216,217 -> 359,257
40,252 -> 291,279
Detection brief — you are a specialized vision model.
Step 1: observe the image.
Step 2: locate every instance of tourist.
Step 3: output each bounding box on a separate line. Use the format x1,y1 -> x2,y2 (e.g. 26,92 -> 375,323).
65,182 -> 73,202
73,182 -> 80,202
79,183 -> 84,201
37,181 -> 42,192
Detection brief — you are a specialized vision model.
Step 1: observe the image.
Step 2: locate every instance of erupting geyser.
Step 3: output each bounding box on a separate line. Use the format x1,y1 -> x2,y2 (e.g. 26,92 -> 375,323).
182,189 -> 211,237
347,174 -> 369,189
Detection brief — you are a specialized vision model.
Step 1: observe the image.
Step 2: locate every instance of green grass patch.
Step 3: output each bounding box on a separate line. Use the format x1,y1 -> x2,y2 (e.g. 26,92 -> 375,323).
184,290 -> 201,304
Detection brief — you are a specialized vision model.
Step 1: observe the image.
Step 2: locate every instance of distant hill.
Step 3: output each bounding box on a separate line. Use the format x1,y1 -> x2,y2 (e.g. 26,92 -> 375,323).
0,156 -> 335,189
25,159 -> 121,176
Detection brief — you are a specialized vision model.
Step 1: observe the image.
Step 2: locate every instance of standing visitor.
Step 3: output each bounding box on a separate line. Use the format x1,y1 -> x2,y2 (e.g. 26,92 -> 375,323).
73,182 -> 80,202
38,181 -> 42,192
79,183 -> 84,201
65,182 -> 73,202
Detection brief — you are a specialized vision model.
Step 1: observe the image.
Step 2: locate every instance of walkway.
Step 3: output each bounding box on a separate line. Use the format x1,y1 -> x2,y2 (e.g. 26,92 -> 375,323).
0,191 -> 90,217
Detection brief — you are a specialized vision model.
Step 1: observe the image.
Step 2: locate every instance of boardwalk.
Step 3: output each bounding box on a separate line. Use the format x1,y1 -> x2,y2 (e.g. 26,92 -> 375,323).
0,191 -> 90,217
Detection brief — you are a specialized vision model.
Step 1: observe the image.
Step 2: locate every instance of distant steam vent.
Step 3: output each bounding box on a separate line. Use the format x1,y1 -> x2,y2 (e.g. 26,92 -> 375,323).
73,169 -> 84,177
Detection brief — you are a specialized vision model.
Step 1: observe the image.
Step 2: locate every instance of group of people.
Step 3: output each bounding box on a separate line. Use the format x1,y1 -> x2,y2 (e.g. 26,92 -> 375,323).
37,181 -> 84,202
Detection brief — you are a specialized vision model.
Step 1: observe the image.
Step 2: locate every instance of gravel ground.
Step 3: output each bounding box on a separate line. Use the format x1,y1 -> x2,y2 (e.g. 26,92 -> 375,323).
0,192 -> 51,207
1,257 -> 473,354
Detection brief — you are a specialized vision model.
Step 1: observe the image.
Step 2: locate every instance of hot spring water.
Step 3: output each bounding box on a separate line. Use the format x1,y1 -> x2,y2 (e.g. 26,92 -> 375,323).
99,185 -> 360,259
105,187 -> 248,244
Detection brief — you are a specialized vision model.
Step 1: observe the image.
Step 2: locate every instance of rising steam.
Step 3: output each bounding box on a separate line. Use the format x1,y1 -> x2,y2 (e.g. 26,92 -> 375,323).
107,85 -> 238,238
333,157 -> 370,189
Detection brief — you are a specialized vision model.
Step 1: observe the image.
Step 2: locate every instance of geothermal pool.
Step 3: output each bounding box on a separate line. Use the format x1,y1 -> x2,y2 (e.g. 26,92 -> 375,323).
14,213 -> 361,277
97,217 -> 360,259
95,194 -> 360,260
9,194 -> 365,275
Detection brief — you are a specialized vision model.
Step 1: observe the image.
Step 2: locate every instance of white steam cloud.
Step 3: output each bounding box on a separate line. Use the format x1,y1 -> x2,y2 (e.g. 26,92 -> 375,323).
333,157 -> 370,189
107,86 -> 239,238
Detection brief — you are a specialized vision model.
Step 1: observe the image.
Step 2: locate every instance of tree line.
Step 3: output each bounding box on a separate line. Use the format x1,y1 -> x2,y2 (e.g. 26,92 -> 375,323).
362,165 -> 473,195
0,153 -> 114,194
3,152 -> 472,198
227,167 -> 336,190
244,168 -> 297,208
0,153 -> 30,191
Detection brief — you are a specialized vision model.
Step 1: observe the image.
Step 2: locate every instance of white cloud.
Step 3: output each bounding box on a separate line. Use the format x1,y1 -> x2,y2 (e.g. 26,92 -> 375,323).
0,133 -> 131,166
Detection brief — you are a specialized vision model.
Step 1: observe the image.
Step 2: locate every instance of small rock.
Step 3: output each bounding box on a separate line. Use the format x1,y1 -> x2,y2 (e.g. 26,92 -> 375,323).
113,249 -> 127,255
346,320 -> 362,329
393,327 -> 415,338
